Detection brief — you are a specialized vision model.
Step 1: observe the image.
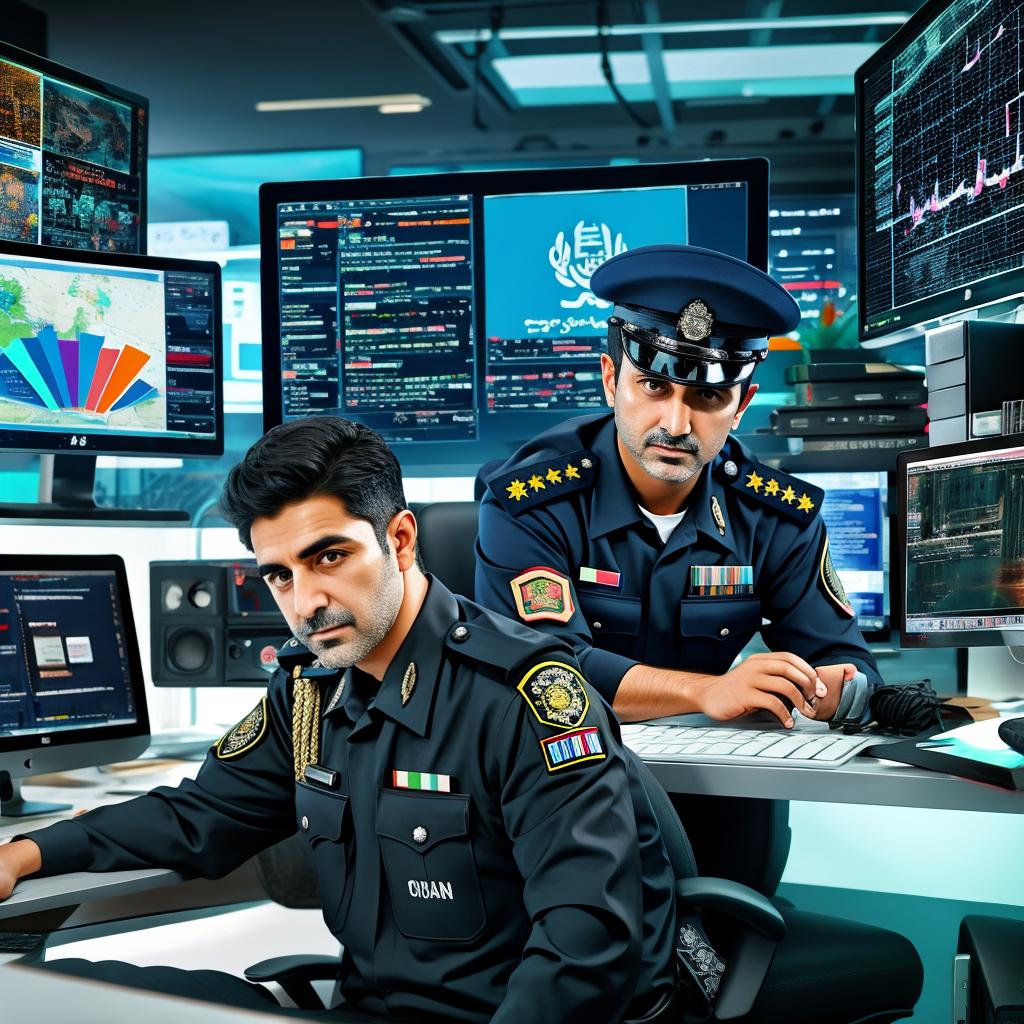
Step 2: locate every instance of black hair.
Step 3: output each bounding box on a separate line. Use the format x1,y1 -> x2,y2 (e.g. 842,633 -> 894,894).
220,417 -> 407,552
606,323 -> 753,402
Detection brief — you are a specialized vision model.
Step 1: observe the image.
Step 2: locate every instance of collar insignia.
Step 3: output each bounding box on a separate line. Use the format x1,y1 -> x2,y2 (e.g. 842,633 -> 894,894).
401,662 -> 417,706
710,495 -> 726,536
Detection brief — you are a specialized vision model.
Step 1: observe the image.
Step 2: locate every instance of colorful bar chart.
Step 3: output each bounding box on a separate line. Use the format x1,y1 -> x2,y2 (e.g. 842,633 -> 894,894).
0,326 -> 157,415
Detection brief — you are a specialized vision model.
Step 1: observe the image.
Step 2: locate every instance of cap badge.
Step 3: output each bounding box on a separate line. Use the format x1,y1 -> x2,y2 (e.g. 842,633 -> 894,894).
677,299 -> 715,342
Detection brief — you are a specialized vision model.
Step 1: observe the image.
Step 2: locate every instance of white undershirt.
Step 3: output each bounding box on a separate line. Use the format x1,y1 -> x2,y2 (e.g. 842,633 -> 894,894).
639,505 -> 686,544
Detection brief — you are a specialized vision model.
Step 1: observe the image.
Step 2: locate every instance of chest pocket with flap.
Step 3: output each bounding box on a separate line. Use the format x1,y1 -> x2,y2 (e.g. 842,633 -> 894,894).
376,788 -> 486,942
577,589 -> 641,654
295,782 -> 352,928
679,597 -> 762,674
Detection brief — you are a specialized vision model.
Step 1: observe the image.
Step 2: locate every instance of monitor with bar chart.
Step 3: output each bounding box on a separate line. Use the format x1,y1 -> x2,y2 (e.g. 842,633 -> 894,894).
0,241 -> 222,456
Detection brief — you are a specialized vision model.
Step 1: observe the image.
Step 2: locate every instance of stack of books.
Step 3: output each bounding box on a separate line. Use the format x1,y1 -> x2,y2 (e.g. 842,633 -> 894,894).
771,361 -> 928,470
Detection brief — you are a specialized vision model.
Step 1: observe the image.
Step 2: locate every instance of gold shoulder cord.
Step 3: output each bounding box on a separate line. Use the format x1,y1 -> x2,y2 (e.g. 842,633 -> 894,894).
292,668 -> 322,782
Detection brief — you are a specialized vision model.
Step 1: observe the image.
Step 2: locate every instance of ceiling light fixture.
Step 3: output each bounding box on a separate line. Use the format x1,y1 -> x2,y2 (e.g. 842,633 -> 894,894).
256,94 -> 431,113
437,13 -> 908,45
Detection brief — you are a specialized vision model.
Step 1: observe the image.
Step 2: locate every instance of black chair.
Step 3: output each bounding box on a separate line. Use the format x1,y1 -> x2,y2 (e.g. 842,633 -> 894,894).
415,500 -> 480,599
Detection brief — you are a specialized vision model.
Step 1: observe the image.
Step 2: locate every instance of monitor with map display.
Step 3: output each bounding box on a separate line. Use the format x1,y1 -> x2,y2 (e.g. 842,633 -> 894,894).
0,241 -> 221,506
0,41 -> 148,255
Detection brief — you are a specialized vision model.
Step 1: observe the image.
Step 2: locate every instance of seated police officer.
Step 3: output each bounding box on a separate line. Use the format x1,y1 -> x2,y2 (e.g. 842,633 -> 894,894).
474,244 -> 923,1018
0,417 -> 676,1024
476,243 -> 880,733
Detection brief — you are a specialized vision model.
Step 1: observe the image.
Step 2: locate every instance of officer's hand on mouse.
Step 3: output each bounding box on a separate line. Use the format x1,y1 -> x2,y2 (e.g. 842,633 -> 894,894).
696,651 -> 827,729
808,664 -> 857,721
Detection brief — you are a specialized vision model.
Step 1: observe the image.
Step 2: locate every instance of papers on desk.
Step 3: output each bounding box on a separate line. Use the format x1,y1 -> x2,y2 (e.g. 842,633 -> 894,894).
865,714 -> 1024,791
918,714 -> 1024,770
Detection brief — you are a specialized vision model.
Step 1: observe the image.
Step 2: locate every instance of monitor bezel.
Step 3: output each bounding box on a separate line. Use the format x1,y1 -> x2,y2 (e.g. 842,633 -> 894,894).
257,158 -> 770,436
0,38 -> 149,256
0,240 -> 224,457
0,553 -> 151,757
855,0 -> 1024,344
897,432 -> 1024,648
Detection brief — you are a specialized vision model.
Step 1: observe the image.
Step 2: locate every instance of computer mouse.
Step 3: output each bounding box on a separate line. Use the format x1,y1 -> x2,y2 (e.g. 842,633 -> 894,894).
997,717 -> 1024,755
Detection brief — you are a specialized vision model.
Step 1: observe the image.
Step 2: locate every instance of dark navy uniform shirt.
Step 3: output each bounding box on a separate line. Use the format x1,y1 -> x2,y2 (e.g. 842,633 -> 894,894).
475,412 -> 881,704
29,578 -> 675,1024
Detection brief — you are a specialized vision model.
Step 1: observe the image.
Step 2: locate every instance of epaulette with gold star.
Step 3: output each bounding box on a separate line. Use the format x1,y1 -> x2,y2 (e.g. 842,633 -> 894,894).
486,449 -> 599,517
727,459 -> 823,525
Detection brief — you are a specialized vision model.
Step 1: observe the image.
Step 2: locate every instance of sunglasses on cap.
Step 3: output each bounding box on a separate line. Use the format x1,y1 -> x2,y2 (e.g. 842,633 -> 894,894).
611,316 -> 769,389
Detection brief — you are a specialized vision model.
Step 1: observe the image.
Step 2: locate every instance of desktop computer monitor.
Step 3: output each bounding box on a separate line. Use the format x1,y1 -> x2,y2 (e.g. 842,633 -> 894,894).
0,40 -> 148,254
899,434 -> 1024,649
800,470 -> 890,638
259,158 -> 769,474
0,240 -> 222,518
856,0 -> 1024,344
0,554 -> 150,817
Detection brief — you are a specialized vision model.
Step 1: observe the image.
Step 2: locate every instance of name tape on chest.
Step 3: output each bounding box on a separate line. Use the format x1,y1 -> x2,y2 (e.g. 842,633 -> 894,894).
539,726 -> 606,772
215,696 -> 268,760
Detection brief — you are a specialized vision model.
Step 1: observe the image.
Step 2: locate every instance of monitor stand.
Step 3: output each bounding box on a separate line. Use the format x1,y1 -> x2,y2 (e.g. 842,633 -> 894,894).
0,772 -> 70,819
0,455 -> 189,522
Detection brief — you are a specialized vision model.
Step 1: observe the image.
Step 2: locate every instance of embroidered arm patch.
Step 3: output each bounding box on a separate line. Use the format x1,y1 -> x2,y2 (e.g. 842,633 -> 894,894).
819,537 -> 854,617
516,661 -> 589,730
510,566 -> 575,623
215,696 -> 268,760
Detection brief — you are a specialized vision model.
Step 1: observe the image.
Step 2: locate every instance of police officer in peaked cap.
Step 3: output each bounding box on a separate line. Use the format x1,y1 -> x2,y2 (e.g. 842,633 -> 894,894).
475,244 -> 923,1021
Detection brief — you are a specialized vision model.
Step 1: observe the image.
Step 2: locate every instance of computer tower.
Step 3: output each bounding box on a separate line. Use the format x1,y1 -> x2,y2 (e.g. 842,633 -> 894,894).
926,321 -> 1024,445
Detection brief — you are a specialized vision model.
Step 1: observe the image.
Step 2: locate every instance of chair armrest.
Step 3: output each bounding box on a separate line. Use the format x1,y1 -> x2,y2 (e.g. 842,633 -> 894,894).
245,954 -> 339,1012
676,877 -> 785,1020
244,954 -> 338,984
676,877 -> 786,942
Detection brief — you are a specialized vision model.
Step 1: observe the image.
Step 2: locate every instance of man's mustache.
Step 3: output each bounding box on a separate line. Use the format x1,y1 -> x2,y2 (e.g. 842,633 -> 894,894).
295,606 -> 357,641
643,431 -> 699,454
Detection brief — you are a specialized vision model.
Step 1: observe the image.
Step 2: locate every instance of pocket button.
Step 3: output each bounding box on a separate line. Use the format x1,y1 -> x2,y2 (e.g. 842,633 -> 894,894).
720,627 -> 730,636
301,815 -> 309,831
413,826 -> 428,844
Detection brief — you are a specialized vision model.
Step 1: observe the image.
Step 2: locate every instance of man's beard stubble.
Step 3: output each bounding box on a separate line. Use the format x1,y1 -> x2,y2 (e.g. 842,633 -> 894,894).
294,554 -> 403,669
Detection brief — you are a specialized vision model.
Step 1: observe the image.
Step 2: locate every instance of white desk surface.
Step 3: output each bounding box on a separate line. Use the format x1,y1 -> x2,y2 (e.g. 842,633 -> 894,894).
1,737 -> 1020,923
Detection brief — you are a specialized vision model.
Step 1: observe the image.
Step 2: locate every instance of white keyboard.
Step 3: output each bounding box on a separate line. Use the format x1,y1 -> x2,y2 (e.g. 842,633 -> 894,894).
622,717 -> 875,768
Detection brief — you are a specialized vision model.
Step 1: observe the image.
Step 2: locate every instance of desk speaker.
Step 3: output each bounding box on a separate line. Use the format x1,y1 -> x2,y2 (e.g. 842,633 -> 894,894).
150,561 -> 290,686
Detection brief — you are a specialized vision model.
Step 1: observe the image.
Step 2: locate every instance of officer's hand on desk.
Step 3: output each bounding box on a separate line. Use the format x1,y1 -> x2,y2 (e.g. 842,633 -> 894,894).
0,839 -> 41,900
697,652 -> 829,729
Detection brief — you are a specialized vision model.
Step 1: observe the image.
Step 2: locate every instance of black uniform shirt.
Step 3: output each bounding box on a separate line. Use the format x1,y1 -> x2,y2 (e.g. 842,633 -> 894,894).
475,412 -> 881,704
28,577 -> 675,1024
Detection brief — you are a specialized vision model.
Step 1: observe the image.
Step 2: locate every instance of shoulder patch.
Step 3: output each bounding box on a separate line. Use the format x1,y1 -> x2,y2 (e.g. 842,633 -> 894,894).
215,696 -> 268,760
487,449 -> 599,516
728,460 -> 823,525
510,566 -> 575,623
516,660 -> 589,731
539,726 -> 606,772
818,536 -> 855,617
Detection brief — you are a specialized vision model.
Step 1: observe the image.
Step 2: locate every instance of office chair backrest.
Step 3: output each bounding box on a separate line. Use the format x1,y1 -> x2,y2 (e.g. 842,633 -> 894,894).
416,501 -> 480,600
625,747 -> 699,880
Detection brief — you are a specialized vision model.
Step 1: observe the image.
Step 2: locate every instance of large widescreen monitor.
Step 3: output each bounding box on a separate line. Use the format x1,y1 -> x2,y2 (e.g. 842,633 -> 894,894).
0,241 -> 222,457
0,554 -> 149,817
0,40 -> 148,254
899,434 -> 1024,648
801,470 -> 890,637
259,159 -> 768,473
857,0 -> 1024,343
